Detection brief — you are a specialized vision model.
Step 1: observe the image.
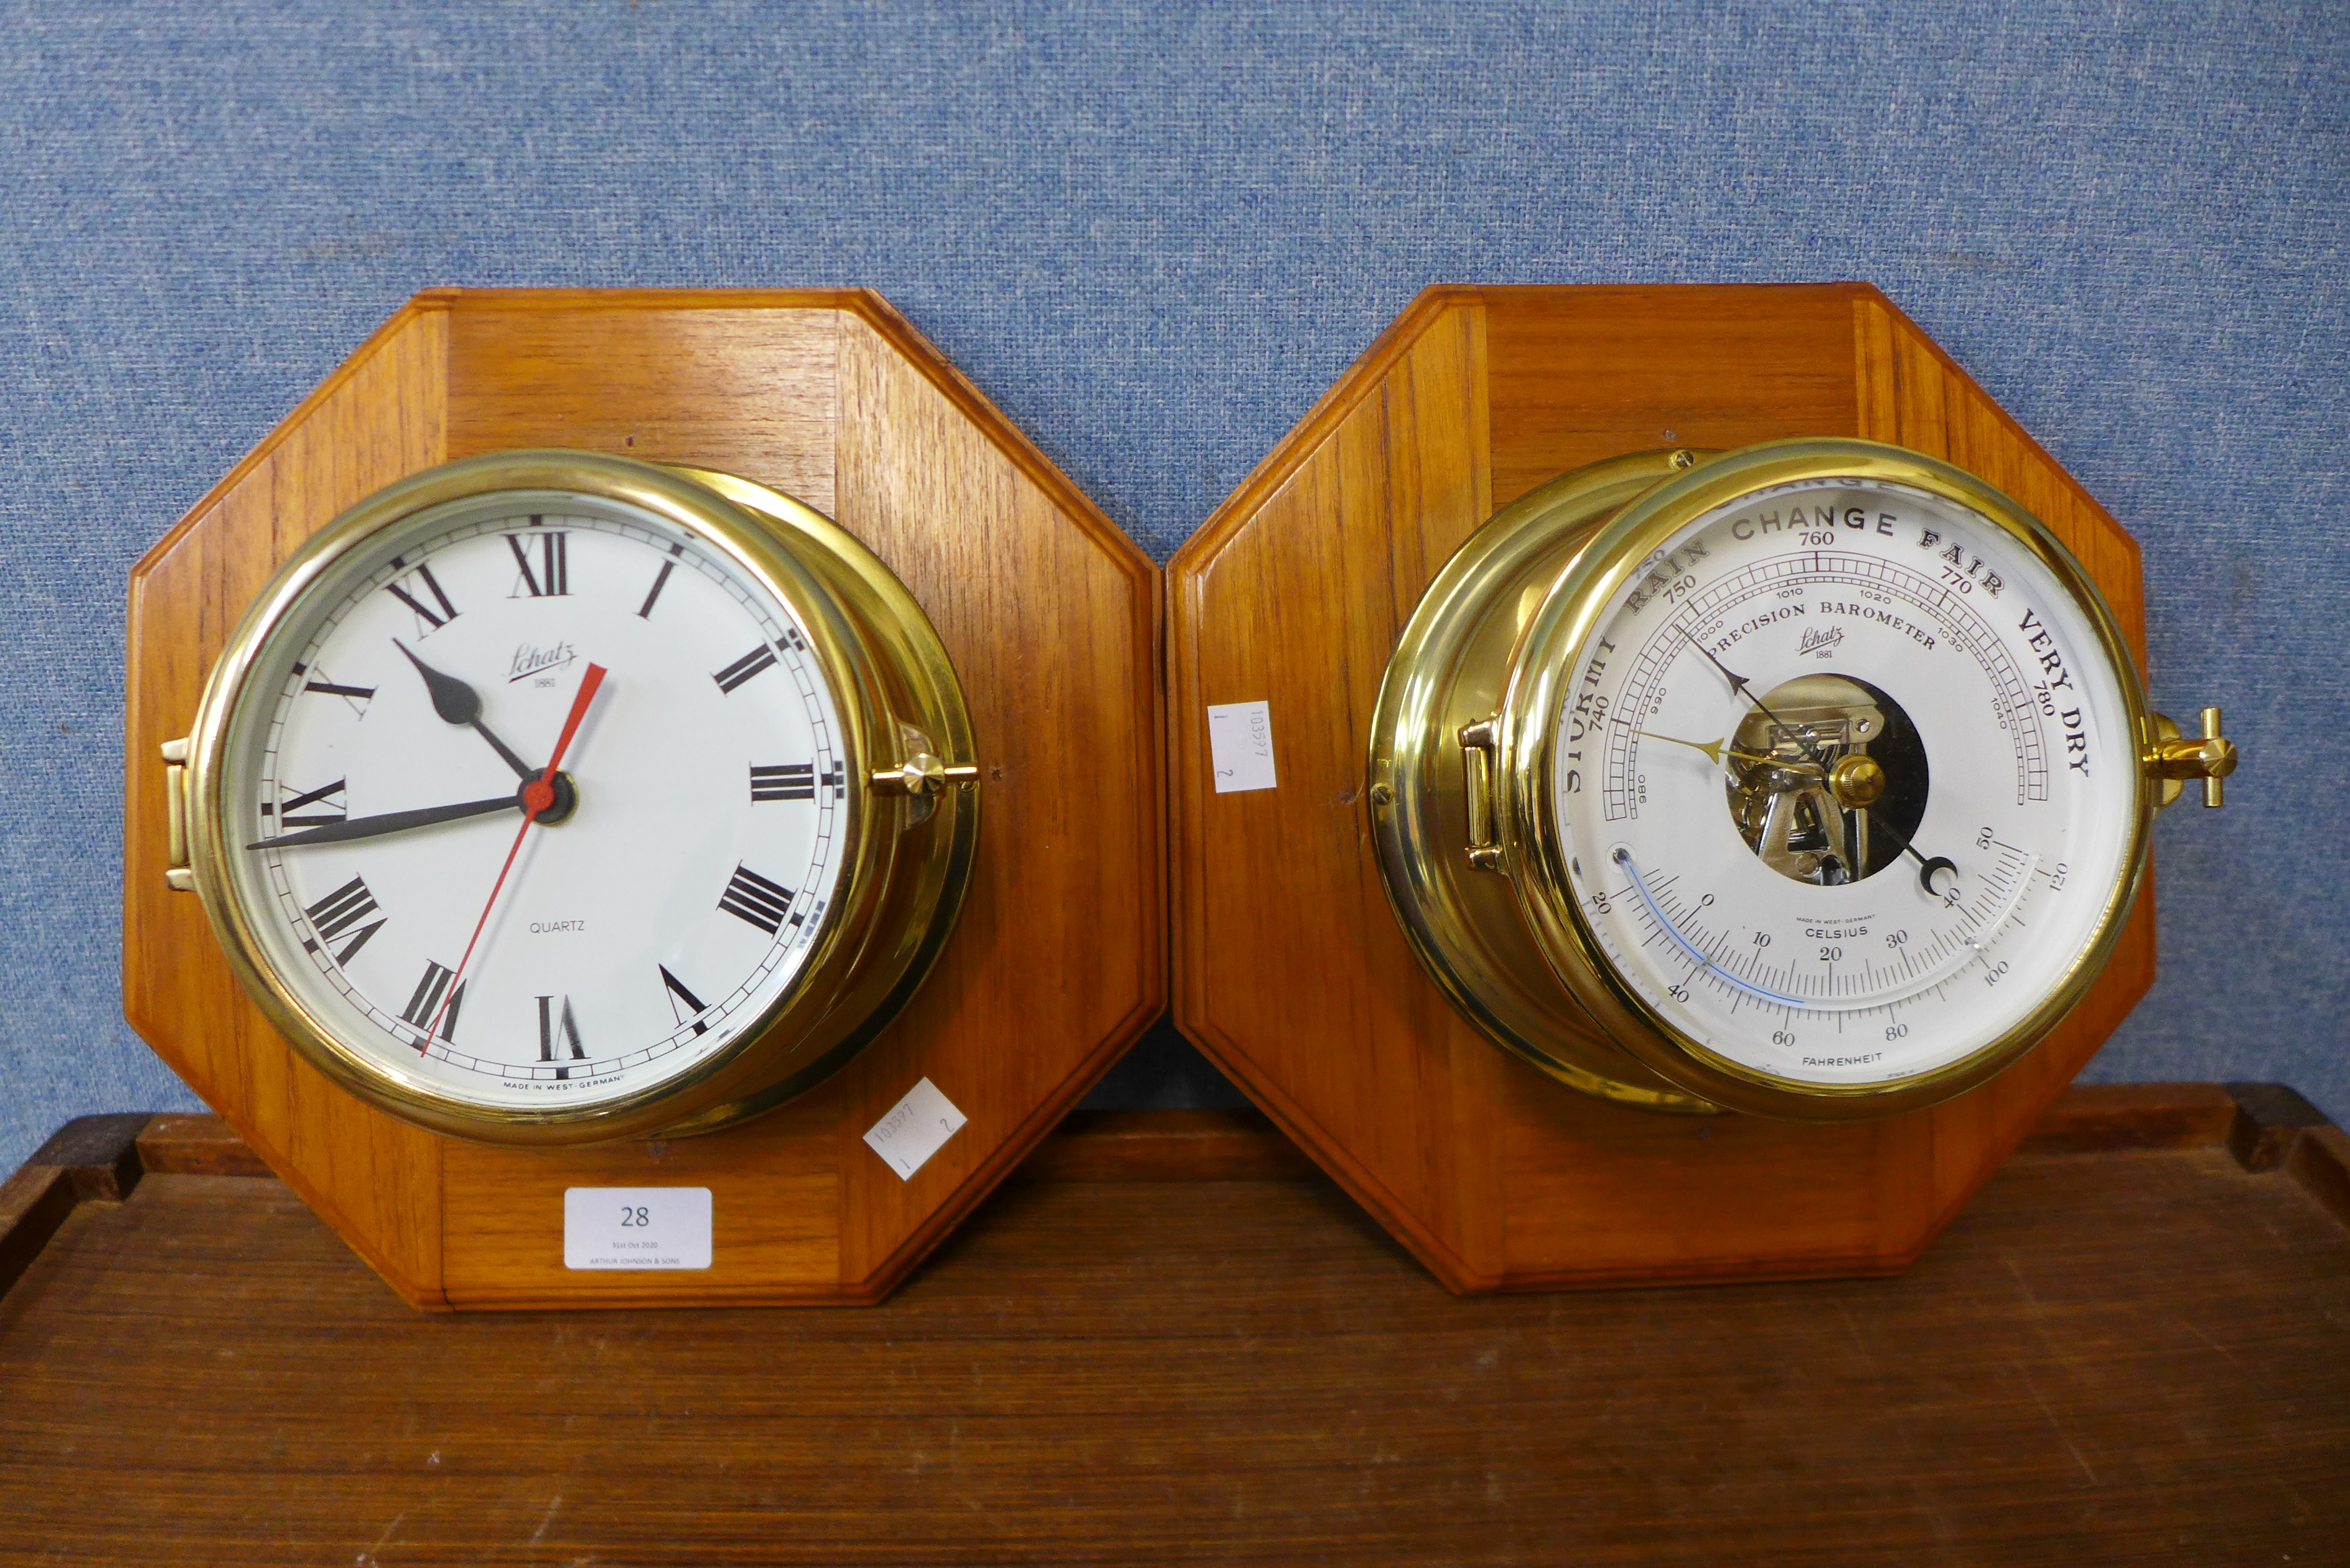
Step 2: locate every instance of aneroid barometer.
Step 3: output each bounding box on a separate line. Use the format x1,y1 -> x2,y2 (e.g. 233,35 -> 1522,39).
1370,438 -> 2236,1119
163,450 -> 979,1145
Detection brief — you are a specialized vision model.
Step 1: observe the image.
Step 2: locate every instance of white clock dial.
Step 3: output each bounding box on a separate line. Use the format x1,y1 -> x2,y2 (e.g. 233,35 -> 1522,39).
1548,475 -> 2138,1088
223,492 -> 848,1112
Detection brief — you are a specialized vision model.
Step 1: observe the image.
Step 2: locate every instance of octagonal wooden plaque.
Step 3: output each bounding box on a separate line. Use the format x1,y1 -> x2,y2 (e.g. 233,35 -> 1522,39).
1169,284 -> 2156,1292
124,289 -> 1164,1309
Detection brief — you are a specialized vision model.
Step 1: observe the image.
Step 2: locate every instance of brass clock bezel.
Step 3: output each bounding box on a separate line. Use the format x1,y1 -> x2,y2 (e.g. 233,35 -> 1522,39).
1375,437 -> 2157,1122
182,449 -> 980,1147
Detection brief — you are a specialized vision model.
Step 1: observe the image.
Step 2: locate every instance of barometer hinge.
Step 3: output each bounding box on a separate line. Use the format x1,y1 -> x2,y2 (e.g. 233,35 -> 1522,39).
160,737 -> 194,892
2146,706 -> 2237,810
869,721 -> 980,828
1458,716 -> 1505,873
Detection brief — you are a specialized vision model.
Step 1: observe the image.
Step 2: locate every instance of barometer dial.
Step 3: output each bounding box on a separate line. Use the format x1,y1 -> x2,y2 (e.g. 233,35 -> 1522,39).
1372,439 -> 2234,1119
176,452 -> 979,1146
1533,457 -> 2137,1103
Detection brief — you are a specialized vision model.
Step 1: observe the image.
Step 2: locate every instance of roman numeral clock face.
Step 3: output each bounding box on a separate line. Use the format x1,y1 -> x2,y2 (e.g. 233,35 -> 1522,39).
220,489 -> 853,1116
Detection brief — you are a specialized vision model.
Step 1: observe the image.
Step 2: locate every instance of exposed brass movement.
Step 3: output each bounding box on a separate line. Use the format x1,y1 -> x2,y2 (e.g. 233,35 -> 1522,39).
1726,674 -> 1889,887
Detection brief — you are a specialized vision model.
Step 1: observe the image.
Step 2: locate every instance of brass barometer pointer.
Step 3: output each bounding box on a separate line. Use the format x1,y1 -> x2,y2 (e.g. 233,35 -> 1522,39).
1609,717 -> 1798,771
394,639 -> 536,781
1613,721 -> 1727,766
1685,637 -> 1957,897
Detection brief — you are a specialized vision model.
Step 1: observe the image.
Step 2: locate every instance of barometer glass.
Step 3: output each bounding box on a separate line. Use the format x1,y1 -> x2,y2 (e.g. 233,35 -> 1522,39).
1369,438 -> 2233,1120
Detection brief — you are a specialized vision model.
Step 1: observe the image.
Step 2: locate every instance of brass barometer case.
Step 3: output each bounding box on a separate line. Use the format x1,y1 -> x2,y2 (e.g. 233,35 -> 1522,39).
1370,437 -> 2237,1121
164,450 -> 981,1146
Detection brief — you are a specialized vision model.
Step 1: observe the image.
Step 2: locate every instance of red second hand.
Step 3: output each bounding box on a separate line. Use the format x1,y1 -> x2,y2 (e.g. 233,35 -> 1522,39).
421,663 -> 607,1046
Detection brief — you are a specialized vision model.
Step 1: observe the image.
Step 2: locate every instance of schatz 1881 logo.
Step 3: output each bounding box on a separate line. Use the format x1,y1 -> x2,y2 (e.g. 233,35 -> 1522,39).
508,640 -> 579,685
1798,625 -> 1844,660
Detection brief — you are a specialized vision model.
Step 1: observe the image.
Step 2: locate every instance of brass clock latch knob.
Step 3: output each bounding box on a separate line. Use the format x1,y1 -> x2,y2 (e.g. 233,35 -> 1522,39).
866,717 -> 980,818
160,736 -> 194,893
868,752 -> 981,797
2148,706 -> 2237,809
868,719 -> 981,827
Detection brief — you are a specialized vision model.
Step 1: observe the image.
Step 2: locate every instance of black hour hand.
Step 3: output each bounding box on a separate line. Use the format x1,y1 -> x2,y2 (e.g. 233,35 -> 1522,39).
393,640 -> 535,780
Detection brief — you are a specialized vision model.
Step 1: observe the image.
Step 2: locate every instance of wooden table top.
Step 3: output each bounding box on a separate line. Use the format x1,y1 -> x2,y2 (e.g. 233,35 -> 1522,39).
3,1086 -> 2347,1565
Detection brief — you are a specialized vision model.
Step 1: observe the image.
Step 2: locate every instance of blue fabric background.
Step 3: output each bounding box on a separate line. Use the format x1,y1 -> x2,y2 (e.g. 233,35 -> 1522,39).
1,2 -> 2343,1175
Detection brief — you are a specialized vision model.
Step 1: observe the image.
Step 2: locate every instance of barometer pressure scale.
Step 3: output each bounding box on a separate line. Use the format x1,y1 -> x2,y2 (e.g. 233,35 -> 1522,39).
1372,439 -> 2236,1119
165,450 -> 980,1145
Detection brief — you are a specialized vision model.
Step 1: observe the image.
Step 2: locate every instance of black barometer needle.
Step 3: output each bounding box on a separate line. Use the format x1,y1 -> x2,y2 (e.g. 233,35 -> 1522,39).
394,640 -> 536,780
1686,636 -> 1959,897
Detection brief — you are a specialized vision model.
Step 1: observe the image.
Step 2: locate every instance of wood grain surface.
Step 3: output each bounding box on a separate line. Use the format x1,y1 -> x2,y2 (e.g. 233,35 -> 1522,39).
1168,284 -> 2163,1294
3,1086 -> 2344,1567
121,289 -> 1164,1309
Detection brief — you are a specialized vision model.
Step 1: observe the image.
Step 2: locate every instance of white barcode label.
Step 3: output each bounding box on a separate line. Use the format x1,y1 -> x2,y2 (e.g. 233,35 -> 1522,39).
1207,700 -> 1278,793
864,1077 -> 968,1180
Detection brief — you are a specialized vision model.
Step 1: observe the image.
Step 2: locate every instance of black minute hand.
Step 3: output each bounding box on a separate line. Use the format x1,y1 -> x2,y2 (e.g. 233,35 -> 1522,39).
393,639 -> 536,781
247,793 -> 520,851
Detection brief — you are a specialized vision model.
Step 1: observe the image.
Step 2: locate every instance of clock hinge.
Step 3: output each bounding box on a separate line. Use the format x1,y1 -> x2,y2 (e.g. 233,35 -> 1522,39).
160,737 -> 195,892
1458,717 -> 1505,873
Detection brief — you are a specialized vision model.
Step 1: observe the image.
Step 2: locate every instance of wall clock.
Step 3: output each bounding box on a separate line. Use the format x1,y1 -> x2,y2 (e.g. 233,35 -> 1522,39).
1171,283 -> 2236,1292
125,289 -> 1164,1309
166,450 -> 978,1146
